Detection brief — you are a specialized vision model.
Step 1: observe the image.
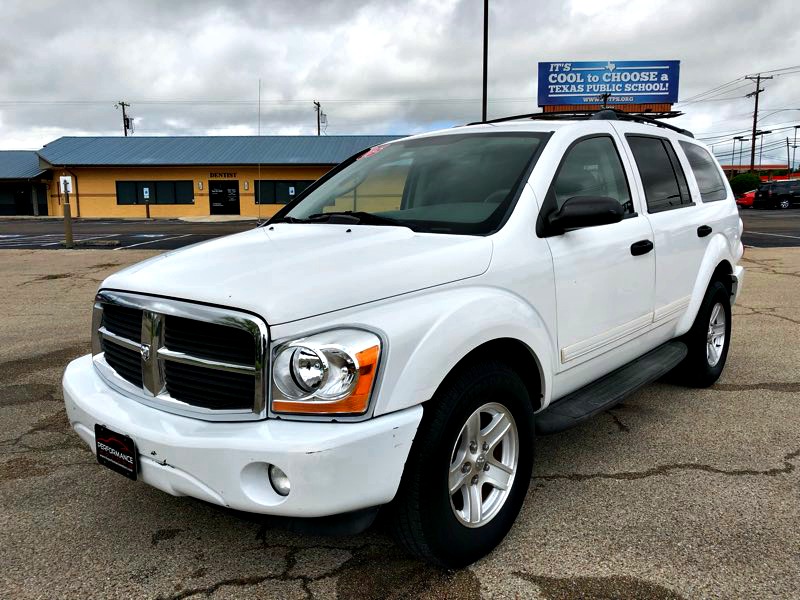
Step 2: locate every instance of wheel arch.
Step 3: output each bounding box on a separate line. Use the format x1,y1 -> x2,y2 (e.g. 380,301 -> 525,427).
677,236 -> 735,334
432,337 -> 545,413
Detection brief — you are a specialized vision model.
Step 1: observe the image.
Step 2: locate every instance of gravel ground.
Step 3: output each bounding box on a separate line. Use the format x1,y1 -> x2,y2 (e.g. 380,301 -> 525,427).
0,247 -> 798,599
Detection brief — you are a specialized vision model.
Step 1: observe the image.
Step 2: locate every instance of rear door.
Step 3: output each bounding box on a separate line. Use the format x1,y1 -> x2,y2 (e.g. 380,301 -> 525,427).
616,126 -> 714,330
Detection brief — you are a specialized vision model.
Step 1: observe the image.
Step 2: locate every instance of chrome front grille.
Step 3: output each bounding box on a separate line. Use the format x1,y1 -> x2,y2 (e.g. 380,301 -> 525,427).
91,290 -> 268,421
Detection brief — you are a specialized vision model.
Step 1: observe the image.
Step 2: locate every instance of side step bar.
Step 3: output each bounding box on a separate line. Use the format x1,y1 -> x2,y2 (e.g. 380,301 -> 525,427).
535,341 -> 688,435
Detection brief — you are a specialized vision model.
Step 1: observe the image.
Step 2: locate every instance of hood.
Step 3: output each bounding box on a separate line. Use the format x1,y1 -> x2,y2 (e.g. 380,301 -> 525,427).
102,224 -> 493,324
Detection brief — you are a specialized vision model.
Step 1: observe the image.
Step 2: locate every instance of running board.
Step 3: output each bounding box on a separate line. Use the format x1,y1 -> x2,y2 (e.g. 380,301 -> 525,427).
535,341 -> 688,435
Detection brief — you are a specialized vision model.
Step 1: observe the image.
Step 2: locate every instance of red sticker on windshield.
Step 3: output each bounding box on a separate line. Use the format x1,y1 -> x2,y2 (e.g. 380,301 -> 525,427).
358,144 -> 387,160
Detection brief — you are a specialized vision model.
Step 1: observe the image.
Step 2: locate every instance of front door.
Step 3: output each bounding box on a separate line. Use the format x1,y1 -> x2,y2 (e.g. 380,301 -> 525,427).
543,132 -> 655,371
209,180 -> 240,215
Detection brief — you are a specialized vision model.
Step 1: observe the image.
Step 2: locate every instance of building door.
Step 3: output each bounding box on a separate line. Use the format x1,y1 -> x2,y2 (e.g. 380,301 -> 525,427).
209,180 -> 240,215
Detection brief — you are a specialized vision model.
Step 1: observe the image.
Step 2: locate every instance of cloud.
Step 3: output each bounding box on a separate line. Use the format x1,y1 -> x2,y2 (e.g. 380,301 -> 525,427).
0,0 -> 798,165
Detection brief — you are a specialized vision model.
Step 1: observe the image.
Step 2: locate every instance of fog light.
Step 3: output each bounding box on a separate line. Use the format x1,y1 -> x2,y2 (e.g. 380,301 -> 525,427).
268,464 -> 291,496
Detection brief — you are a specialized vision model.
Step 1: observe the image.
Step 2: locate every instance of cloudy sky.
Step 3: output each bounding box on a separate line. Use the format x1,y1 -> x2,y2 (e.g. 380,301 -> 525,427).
1,0 -> 798,166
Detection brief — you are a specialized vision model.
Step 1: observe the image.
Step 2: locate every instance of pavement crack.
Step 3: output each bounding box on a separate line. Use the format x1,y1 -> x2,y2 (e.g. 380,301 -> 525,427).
151,528 -> 184,547
740,256 -> 800,279
606,407 -> 630,432
713,382 -> 800,392
736,304 -> 800,326
0,344 -> 90,382
515,572 -> 687,599
537,447 -> 800,482
159,575 -> 277,600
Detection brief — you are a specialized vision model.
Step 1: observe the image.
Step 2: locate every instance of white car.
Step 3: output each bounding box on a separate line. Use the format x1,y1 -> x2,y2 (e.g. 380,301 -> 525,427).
63,109 -> 744,568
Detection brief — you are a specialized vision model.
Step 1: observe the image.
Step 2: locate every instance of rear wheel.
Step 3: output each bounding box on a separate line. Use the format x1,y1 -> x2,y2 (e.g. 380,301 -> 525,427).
673,280 -> 732,387
779,197 -> 791,210
390,361 -> 535,568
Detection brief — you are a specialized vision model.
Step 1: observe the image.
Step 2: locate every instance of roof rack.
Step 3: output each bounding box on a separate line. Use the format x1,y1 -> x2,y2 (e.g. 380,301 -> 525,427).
468,108 -> 693,138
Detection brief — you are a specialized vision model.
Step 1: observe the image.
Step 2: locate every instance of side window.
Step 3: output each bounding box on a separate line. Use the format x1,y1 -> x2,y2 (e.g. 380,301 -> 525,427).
551,136 -> 633,215
679,142 -> 727,202
627,135 -> 692,213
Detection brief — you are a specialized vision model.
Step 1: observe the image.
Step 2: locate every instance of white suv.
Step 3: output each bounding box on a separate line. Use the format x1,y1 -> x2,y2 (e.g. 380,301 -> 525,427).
63,110 -> 744,568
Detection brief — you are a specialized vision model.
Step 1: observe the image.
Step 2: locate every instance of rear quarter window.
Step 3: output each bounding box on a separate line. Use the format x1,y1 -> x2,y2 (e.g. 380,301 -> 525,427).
679,142 -> 728,202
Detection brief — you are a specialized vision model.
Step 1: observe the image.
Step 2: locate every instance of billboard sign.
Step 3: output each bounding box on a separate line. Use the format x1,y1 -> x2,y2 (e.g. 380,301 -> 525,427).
537,60 -> 680,106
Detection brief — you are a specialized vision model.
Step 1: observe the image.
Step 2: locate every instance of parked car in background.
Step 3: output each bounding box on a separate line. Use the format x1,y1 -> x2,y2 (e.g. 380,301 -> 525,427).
63,109 -> 744,568
736,190 -> 756,208
754,180 -> 800,209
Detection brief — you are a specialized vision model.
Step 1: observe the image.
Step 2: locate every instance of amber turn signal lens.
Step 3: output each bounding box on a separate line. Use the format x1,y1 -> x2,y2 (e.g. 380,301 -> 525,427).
272,344 -> 380,415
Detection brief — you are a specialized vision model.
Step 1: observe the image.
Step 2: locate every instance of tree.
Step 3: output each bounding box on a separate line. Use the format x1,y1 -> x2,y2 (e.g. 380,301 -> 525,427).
730,173 -> 761,196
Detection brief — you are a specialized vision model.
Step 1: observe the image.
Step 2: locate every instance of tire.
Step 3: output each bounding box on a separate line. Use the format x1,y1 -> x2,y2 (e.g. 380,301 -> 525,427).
673,280 -> 732,387
779,197 -> 791,210
389,360 -> 535,568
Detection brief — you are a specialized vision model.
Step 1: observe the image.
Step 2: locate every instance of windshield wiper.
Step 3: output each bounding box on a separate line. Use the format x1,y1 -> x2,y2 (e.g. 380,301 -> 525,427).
305,211 -> 407,227
268,216 -> 311,224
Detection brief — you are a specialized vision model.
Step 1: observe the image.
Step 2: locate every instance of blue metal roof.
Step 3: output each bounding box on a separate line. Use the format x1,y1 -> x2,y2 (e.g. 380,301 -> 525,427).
37,135 -> 403,167
0,151 -> 47,179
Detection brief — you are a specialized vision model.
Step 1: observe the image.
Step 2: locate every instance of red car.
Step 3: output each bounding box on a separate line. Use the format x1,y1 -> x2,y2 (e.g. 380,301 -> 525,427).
736,190 -> 755,208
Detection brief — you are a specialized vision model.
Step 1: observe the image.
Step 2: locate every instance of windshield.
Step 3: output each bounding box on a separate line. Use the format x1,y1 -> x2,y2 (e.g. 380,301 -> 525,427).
272,132 -> 549,235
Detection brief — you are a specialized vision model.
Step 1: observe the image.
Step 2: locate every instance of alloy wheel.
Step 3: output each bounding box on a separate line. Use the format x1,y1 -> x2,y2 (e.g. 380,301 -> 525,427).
448,402 -> 518,528
706,302 -> 726,367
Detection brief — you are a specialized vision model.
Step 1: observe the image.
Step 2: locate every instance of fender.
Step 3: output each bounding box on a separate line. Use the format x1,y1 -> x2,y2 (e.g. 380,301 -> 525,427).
382,286 -> 555,416
675,232 -> 734,334
269,284 -> 556,417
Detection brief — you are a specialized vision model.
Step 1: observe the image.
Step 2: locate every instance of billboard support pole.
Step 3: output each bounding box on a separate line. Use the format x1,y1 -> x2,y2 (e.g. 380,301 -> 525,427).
482,0 -> 488,122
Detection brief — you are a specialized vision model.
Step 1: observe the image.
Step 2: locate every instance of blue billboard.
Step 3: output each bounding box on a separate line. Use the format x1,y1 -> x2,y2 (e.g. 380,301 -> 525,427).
537,60 -> 680,106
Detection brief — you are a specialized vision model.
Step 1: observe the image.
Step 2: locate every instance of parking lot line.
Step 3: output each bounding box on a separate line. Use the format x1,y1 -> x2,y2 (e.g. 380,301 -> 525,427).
748,231 -> 800,240
116,233 -> 191,249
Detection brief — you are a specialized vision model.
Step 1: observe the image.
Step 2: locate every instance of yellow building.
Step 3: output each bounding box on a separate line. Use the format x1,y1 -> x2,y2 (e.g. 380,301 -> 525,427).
15,135 -> 399,218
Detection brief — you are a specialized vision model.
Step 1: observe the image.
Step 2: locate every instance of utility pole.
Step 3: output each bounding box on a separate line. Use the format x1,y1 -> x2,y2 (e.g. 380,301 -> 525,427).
313,101 -> 321,136
481,0 -> 488,122
793,125 -> 799,175
745,74 -> 772,172
788,138 -> 792,177
115,101 -> 132,136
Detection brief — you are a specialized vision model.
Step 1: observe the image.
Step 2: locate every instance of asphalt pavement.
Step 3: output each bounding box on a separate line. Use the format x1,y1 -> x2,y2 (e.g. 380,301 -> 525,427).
1,247 -> 799,598
1,207 -> 799,249
0,218 -> 257,250
738,208 -> 800,247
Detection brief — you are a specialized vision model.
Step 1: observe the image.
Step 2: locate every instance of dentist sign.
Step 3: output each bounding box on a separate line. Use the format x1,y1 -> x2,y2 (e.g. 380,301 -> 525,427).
537,60 -> 680,106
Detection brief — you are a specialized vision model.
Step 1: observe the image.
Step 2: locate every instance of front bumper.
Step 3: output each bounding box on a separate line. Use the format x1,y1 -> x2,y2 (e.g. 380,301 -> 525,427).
63,354 -> 421,517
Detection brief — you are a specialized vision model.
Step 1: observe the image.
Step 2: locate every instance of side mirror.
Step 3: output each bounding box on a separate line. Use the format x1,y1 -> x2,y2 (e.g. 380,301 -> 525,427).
547,196 -> 624,235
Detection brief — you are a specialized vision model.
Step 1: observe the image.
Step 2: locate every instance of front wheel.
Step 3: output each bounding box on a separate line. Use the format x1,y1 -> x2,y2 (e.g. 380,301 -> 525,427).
389,361 -> 535,568
779,197 -> 791,210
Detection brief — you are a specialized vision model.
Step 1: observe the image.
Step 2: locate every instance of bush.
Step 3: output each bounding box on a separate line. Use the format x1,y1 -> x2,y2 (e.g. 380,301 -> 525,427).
730,173 -> 761,196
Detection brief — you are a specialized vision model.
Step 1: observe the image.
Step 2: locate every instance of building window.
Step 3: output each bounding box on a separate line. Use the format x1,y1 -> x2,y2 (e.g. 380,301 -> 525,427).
255,180 -> 313,204
115,181 -> 194,205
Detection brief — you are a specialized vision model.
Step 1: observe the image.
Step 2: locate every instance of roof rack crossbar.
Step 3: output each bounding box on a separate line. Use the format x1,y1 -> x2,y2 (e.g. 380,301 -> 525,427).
467,108 -> 693,138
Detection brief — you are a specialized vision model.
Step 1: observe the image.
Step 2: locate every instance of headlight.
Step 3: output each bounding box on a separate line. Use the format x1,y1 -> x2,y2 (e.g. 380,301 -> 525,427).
271,329 -> 381,416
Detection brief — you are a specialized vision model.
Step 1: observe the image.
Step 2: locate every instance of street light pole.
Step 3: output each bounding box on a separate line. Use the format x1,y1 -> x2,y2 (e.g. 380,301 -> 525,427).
734,136 -> 745,175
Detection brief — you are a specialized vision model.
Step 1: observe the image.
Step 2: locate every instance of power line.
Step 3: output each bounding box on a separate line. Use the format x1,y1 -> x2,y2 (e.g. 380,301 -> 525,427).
678,77 -> 745,104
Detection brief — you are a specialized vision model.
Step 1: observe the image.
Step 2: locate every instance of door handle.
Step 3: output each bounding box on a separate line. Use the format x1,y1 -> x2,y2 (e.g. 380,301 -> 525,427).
697,225 -> 712,238
630,240 -> 654,256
